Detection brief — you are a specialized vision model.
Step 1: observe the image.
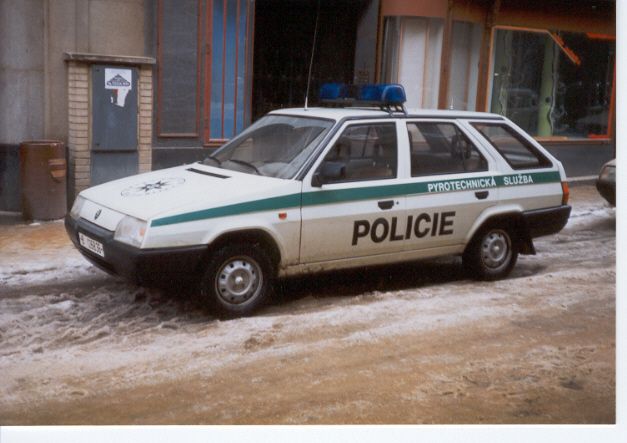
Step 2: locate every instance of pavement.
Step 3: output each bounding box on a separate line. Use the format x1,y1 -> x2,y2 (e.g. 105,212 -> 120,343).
0,184 -> 616,425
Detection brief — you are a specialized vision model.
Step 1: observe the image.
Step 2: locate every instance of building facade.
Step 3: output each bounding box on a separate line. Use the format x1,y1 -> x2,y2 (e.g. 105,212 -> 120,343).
0,0 -> 615,215
0,0 -> 153,212
149,0 -> 378,169
378,0 -> 615,175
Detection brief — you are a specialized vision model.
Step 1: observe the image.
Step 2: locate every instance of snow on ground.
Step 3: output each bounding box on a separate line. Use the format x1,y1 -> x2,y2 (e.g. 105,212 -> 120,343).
0,220 -> 95,288
0,185 -> 616,424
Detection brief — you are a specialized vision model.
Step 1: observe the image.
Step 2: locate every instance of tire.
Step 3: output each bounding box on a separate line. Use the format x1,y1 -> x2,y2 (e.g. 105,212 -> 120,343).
200,243 -> 275,318
463,224 -> 518,281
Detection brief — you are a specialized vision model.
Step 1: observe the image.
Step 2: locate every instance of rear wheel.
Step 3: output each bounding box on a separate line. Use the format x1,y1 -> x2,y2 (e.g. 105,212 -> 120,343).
463,224 -> 518,280
200,243 -> 274,318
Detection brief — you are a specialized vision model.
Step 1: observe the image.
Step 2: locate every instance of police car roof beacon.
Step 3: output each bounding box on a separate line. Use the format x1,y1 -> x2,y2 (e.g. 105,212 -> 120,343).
318,82 -> 409,115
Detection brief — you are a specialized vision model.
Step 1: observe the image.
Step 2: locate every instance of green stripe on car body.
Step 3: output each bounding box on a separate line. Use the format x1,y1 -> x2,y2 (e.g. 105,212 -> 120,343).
150,171 -> 562,227
151,193 -> 302,227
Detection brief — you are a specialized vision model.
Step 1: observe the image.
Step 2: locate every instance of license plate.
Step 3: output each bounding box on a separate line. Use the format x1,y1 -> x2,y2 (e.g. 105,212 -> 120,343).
79,233 -> 105,257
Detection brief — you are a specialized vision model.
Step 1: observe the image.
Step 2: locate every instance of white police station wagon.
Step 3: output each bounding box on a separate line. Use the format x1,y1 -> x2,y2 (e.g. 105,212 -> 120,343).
66,84 -> 571,317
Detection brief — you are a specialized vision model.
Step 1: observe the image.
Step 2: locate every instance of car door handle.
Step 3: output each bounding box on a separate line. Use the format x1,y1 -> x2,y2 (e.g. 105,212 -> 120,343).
378,200 -> 395,210
475,191 -> 489,200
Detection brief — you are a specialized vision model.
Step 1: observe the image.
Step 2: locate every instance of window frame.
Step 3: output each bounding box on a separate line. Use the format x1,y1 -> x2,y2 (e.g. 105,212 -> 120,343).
405,120 -> 489,178
314,121 -> 399,185
471,121 -> 554,170
203,0 -> 255,146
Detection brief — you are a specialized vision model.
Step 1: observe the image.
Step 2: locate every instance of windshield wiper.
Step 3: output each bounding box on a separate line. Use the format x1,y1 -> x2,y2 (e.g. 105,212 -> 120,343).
227,159 -> 261,175
203,156 -> 222,167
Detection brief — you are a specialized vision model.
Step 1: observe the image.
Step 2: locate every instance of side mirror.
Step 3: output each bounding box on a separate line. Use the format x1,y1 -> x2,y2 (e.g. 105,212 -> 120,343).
312,161 -> 345,187
312,172 -> 323,188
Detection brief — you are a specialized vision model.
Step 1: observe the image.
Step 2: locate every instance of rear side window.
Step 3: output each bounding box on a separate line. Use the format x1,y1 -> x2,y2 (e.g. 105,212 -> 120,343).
407,122 -> 488,177
472,123 -> 552,170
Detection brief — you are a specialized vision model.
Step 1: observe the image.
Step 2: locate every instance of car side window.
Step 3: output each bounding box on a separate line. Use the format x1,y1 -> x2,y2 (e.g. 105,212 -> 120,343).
316,123 -> 397,184
407,122 -> 488,177
471,123 -> 552,170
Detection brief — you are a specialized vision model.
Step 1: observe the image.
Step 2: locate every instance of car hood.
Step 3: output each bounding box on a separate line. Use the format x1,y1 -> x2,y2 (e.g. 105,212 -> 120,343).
79,163 -> 300,222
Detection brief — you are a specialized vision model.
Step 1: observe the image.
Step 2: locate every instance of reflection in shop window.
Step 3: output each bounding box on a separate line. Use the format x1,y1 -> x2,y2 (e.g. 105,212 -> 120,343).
489,28 -> 615,139
381,16 -> 444,109
446,21 -> 481,111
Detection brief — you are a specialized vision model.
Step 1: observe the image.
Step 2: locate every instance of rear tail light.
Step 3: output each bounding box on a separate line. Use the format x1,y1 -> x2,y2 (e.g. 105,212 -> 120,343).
561,181 -> 570,205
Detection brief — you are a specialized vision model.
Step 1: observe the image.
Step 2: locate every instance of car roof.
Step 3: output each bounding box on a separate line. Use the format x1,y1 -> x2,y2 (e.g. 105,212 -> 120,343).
270,107 -> 505,121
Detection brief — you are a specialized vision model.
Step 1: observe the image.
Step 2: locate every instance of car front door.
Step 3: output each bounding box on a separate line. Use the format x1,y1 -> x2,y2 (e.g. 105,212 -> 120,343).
299,120 -> 407,263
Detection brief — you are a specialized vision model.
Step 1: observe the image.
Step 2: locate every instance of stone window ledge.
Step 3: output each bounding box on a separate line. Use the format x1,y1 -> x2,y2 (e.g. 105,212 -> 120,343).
64,52 -> 156,66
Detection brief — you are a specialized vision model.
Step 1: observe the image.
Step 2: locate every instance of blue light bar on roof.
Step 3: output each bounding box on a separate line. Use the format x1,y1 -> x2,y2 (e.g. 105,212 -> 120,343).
318,83 -> 406,106
319,82 -> 349,101
380,84 -> 406,105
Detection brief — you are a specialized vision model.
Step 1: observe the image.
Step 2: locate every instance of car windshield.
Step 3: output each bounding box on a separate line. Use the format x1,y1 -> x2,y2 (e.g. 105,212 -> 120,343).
205,115 -> 334,179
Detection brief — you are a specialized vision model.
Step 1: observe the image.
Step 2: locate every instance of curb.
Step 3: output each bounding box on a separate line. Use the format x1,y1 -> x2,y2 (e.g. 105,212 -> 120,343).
567,175 -> 597,187
0,211 -> 23,225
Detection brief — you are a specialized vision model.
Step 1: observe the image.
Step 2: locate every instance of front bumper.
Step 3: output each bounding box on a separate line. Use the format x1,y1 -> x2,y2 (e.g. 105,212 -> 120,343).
65,215 -> 208,286
522,205 -> 571,238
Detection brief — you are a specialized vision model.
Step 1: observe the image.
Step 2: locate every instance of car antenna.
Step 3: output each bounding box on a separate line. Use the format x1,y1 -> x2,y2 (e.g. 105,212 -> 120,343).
304,0 -> 321,110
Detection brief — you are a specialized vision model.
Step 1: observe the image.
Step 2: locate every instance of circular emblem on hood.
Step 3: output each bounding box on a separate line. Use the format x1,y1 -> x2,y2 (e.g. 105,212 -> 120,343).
121,177 -> 185,197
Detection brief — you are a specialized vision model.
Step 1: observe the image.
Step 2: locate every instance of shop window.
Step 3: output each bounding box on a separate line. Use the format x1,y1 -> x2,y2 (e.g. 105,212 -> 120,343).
407,122 -> 487,176
381,16 -> 444,109
489,28 -> 615,139
206,0 -> 254,144
156,0 -> 254,143
446,21 -> 482,111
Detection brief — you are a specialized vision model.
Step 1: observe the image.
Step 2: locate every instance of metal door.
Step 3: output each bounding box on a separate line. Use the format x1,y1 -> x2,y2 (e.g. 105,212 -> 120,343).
91,65 -> 138,185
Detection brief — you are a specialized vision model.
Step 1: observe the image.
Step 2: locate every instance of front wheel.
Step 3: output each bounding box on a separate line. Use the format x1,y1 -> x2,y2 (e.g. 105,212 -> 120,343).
463,225 -> 518,280
200,243 -> 274,318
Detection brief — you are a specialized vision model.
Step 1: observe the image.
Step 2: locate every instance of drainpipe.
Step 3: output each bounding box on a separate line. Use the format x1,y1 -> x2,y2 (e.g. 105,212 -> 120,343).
437,0 -> 454,110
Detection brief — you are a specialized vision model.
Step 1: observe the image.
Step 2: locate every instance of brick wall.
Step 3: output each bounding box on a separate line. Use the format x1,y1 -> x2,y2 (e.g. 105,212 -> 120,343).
67,61 -> 91,197
138,66 -> 153,174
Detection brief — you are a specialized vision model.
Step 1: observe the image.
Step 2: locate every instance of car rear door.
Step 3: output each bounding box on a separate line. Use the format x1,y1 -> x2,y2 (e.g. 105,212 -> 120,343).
400,119 -> 499,252
468,120 -> 564,211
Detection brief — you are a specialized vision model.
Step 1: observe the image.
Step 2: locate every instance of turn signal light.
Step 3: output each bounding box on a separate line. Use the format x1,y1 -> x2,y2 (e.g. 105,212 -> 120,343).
561,181 -> 570,205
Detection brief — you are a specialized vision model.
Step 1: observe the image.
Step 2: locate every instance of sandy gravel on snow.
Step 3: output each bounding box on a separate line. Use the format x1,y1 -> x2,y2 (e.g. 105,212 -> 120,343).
0,185 -> 615,424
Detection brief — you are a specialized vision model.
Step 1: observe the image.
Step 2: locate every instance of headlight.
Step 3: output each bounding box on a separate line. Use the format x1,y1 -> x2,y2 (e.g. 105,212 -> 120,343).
69,196 -> 86,219
599,165 -> 615,182
114,215 -> 147,247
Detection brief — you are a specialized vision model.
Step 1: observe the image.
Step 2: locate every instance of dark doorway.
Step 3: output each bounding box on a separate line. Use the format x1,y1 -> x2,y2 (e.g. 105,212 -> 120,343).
252,0 -> 370,120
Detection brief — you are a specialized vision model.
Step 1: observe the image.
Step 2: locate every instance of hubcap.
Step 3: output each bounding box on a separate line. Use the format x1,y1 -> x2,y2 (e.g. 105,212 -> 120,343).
480,229 -> 511,269
216,256 -> 263,305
